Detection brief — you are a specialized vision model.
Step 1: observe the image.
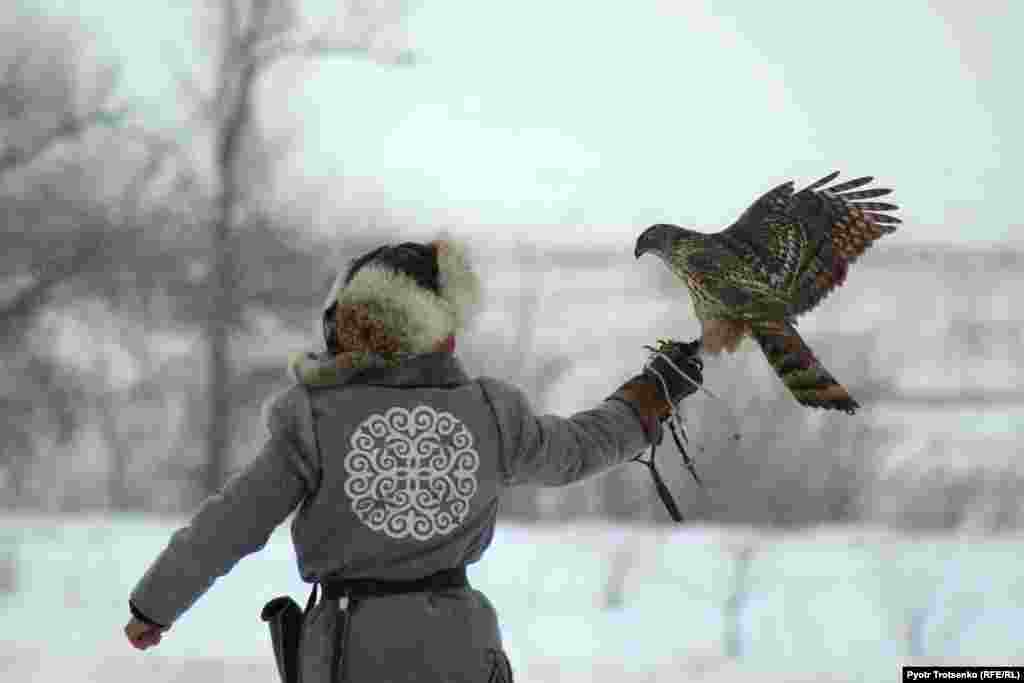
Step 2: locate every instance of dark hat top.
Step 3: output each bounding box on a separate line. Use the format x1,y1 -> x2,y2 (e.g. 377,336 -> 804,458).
344,242 -> 440,295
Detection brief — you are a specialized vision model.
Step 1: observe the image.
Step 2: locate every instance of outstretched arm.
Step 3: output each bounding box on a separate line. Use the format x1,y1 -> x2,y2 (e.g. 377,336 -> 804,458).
124,387 -> 316,648
480,341 -> 702,487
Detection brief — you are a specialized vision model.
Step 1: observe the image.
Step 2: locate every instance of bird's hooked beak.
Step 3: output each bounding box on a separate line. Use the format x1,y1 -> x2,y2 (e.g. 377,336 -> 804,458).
635,223 -> 678,259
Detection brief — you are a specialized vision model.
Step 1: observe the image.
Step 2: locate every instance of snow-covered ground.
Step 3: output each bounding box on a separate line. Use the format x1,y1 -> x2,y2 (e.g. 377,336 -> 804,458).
1,514 -> 1022,682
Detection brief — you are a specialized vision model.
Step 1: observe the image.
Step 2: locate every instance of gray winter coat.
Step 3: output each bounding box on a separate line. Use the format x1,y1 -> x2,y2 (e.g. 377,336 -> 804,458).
130,352 -> 654,682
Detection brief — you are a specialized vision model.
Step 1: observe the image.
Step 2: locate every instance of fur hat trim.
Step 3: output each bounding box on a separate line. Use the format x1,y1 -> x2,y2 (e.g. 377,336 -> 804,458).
328,235 -> 481,354
432,236 -> 482,331
335,266 -> 452,353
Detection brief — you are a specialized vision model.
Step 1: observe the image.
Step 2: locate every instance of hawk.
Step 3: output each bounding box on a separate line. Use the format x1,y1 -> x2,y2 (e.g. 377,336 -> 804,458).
635,171 -> 901,414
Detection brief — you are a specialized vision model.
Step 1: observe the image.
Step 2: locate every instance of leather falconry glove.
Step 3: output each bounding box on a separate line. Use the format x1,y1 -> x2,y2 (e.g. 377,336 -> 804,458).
614,339 -> 704,434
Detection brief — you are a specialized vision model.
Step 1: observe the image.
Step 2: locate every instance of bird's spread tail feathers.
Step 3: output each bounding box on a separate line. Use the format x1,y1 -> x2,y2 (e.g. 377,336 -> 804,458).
751,321 -> 859,414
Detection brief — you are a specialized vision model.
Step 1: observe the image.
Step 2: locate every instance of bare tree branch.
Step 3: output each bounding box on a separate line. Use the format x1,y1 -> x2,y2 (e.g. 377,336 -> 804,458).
0,49 -> 32,119
0,107 -> 126,178
0,209 -> 113,342
250,28 -> 418,69
0,53 -> 127,179
118,136 -> 179,215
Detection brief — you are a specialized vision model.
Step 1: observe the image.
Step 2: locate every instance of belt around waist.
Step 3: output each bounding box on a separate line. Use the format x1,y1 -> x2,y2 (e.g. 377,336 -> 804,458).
323,566 -> 469,601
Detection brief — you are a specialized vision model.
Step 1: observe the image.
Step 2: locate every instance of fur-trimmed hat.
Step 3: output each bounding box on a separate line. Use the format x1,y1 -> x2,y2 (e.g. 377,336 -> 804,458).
322,235 -> 481,354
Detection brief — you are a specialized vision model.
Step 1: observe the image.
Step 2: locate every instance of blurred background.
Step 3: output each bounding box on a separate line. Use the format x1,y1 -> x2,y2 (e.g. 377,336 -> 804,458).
1,1 -> 1021,681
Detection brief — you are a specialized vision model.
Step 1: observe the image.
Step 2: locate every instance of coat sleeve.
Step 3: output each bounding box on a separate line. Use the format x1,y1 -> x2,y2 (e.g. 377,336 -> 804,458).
129,385 -> 317,628
478,377 -> 657,487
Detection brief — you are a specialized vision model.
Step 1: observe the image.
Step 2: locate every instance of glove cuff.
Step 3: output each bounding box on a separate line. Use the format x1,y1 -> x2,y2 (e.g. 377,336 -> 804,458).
610,375 -> 670,442
130,600 -> 168,630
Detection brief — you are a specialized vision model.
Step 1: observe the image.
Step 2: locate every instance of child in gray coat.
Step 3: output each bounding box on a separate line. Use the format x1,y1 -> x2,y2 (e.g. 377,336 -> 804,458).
123,236 -> 703,682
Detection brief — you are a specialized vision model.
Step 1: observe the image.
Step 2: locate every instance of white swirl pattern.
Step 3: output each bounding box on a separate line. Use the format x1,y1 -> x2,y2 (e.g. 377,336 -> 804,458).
344,405 -> 480,540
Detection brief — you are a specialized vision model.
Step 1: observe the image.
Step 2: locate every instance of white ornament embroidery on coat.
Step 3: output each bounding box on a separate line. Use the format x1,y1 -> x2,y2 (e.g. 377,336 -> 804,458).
344,405 -> 480,541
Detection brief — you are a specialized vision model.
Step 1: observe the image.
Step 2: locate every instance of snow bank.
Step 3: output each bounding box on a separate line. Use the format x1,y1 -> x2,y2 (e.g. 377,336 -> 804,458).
1,515 -> 1021,682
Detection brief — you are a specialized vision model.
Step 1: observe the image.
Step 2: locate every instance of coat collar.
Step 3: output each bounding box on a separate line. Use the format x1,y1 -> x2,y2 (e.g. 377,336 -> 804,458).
289,350 -> 471,389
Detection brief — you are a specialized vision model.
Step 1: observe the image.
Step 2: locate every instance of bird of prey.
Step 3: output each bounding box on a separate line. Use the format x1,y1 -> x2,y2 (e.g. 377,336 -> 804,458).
635,171 -> 901,414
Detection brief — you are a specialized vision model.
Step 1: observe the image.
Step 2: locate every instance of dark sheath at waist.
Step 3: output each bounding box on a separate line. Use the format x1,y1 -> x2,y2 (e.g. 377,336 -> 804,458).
323,566 -> 468,601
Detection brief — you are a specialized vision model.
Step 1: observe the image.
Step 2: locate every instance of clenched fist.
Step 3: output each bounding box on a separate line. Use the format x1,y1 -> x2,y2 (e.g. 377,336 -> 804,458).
124,617 -> 165,650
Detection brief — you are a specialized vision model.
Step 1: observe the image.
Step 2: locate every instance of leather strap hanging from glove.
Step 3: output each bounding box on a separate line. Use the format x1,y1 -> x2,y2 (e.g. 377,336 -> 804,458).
613,339 -> 705,523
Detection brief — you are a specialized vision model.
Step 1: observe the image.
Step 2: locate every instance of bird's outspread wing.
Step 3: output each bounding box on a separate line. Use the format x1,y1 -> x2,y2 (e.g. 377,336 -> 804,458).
719,171 -> 900,316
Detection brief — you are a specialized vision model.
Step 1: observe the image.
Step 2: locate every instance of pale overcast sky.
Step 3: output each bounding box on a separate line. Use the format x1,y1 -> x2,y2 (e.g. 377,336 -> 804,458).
30,0 -> 1022,249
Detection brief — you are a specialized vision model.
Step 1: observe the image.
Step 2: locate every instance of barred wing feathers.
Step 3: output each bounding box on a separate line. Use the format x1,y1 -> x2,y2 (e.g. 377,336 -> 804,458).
720,171 -> 901,317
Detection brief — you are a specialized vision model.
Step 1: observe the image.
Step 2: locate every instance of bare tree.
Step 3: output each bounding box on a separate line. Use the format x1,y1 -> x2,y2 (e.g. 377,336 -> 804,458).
0,10 -> 191,510
171,0 -> 417,497
0,14 -> 129,345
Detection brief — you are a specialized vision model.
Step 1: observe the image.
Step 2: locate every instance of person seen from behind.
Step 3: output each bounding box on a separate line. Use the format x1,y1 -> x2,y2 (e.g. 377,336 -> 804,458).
123,235 -> 703,682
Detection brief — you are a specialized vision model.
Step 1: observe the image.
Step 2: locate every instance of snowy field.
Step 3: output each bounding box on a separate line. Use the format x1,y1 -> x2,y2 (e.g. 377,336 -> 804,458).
1,514 -> 1022,682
